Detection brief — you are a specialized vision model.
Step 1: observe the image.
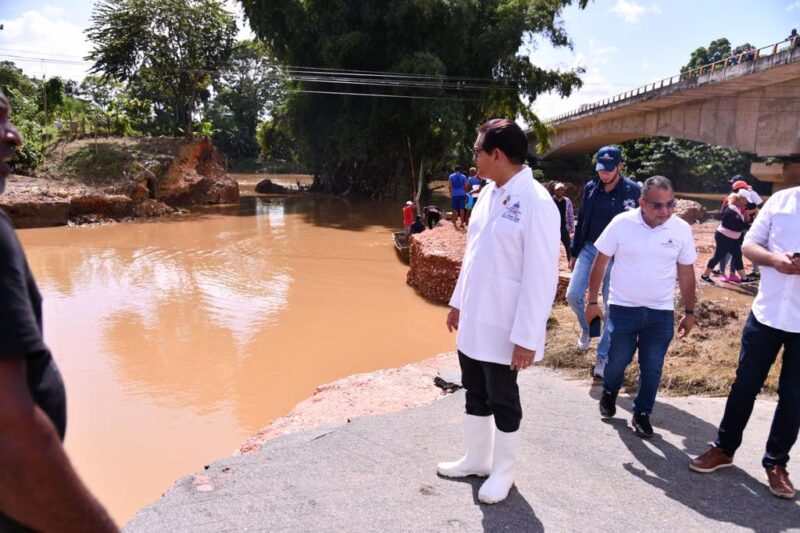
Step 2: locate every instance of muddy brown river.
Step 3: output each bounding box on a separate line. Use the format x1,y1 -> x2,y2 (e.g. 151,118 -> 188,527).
17,176 -> 454,524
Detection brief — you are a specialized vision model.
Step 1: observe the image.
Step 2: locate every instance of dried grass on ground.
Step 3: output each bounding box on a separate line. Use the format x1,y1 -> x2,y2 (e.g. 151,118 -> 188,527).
543,300 -> 782,397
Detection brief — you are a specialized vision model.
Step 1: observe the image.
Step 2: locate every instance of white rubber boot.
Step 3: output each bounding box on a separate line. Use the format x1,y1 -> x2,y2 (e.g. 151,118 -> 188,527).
478,428 -> 520,504
437,414 -> 494,478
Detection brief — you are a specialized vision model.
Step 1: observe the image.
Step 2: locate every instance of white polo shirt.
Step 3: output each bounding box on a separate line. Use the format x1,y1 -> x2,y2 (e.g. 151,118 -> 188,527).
744,186 -> 800,333
595,209 -> 697,311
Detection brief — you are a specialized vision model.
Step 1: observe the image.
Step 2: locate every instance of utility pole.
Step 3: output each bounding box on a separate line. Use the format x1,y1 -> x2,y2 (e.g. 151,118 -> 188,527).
42,74 -> 48,146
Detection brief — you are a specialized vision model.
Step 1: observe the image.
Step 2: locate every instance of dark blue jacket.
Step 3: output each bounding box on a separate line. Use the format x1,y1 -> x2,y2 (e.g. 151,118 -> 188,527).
569,175 -> 641,258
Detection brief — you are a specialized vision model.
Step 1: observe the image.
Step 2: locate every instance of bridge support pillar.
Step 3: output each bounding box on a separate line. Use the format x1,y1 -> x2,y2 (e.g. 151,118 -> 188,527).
750,161 -> 800,192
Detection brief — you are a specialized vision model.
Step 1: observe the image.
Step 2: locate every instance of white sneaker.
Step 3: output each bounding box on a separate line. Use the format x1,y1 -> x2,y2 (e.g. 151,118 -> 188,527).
576,332 -> 591,351
592,358 -> 606,379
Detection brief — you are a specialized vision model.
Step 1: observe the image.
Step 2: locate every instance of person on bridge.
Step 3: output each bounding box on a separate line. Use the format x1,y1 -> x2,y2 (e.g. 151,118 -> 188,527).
586,176 -> 697,438
566,146 -> 641,379
439,118 -> 560,504
464,167 -> 483,226
0,89 -> 118,531
690,186 -> 800,500
448,165 -> 468,229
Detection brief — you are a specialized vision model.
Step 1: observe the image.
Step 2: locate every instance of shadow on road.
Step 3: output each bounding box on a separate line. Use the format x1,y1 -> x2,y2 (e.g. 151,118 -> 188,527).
588,387 -> 799,532
439,475 -> 545,532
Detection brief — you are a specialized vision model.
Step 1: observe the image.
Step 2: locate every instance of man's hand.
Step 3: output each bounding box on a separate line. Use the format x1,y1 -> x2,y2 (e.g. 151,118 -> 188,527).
568,257 -> 576,272
446,307 -> 460,332
677,314 -> 695,338
772,252 -> 800,275
510,345 -> 536,371
584,302 -> 604,324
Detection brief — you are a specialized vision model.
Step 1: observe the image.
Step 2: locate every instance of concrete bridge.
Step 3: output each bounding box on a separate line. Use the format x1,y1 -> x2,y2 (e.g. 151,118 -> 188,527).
539,39 -> 800,189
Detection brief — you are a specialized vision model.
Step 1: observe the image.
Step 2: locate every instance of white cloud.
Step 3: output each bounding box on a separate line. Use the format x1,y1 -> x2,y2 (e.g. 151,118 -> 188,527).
787,1 -> 800,11
0,9 -> 92,81
609,0 -> 661,24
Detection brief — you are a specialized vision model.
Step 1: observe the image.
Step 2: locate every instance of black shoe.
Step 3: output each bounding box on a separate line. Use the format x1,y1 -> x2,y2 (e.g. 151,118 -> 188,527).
741,274 -> 759,284
632,411 -> 654,438
599,390 -> 617,418
711,269 -> 721,277
700,275 -> 716,286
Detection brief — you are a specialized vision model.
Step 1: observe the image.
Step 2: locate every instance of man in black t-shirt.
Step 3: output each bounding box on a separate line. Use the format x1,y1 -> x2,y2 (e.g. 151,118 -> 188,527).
0,90 -> 117,531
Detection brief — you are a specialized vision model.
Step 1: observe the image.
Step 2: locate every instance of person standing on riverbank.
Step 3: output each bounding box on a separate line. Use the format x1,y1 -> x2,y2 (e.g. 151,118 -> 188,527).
567,146 -> 641,379
0,90 -> 117,531
439,118 -> 560,504
552,182 -> 574,258
690,186 -> 800,500
448,166 -> 468,229
586,176 -> 697,438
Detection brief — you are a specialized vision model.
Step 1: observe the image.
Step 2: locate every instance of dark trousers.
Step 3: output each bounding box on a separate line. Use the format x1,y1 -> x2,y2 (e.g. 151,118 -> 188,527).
716,312 -> 800,468
458,350 -> 521,432
707,231 -> 744,271
560,226 -> 571,259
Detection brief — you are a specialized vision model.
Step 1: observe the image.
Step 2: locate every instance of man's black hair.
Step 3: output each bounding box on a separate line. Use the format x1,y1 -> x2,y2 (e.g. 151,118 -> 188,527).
478,119 -> 528,165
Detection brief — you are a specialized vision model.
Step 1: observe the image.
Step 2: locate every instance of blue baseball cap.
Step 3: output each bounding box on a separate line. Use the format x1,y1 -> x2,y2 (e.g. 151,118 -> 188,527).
595,146 -> 622,172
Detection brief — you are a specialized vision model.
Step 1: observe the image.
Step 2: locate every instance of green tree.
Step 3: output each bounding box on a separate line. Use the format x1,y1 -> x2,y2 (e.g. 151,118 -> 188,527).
85,0 -> 237,139
241,0 -> 588,197
205,40 -> 285,158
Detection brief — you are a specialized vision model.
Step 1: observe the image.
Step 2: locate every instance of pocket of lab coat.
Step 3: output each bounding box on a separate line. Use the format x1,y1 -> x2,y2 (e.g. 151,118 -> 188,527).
478,275 -> 521,330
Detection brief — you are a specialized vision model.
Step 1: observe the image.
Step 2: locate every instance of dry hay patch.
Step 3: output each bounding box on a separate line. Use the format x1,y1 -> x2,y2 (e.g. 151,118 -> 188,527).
543,298 -> 781,397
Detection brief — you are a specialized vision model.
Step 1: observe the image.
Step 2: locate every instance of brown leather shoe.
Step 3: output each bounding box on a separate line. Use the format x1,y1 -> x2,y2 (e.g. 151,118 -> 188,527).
689,446 -> 733,473
766,466 -> 796,499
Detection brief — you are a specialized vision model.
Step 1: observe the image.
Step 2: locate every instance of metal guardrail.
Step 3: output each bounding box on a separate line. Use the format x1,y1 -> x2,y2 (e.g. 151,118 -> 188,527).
545,37 -> 800,124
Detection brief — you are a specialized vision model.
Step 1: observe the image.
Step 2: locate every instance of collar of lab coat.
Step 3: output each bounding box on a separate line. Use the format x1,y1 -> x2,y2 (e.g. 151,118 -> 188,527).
494,166 -> 532,197
488,166 -> 532,220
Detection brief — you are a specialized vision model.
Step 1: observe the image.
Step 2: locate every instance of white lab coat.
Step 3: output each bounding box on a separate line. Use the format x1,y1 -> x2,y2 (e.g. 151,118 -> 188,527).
449,167 -> 560,365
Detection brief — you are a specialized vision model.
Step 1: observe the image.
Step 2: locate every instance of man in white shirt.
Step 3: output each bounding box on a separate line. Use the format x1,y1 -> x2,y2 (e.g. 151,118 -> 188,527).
437,119 -> 560,504
690,186 -> 800,500
585,176 -> 697,438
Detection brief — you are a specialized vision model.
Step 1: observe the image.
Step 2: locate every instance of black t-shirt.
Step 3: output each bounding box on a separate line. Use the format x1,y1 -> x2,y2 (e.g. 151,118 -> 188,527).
0,211 -> 67,440
553,196 -> 568,228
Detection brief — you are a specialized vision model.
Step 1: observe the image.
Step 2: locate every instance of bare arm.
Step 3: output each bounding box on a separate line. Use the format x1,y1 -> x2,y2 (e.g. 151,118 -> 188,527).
676,263 -> 696,338
0,358 -> 117,532
585,251 -> 611,323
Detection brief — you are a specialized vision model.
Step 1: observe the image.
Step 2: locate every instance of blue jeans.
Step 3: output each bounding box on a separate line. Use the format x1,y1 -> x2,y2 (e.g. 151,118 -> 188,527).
716,312 -> 800,468
602,305 -> 675,415
566,242 -> 613,361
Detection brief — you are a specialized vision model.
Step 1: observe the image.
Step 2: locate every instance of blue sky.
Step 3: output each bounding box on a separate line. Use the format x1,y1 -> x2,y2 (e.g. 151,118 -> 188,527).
0,0 -> 793,119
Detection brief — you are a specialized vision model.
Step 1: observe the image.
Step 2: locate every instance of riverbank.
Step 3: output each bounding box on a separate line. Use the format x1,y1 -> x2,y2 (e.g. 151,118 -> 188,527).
1,137 -> 239,227
239,214 -> 777,457
127,366 -> 797,531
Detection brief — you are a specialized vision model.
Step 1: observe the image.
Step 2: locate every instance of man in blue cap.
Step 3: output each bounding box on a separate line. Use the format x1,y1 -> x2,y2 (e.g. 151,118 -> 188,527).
566,146 -> 641,378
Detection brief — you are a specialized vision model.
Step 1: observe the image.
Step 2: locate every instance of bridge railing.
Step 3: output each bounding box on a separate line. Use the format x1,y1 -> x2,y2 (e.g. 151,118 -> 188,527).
545,37 -> 800,124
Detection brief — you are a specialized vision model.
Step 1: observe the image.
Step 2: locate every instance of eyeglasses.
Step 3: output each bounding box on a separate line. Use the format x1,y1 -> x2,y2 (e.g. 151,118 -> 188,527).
471,147 -> 485,159
644,199 -> 677,210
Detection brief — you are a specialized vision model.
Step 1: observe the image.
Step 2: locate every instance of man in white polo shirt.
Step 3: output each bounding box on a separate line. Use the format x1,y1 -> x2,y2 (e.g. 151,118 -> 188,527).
585,175 -> 697,438
690,186 -> 800,500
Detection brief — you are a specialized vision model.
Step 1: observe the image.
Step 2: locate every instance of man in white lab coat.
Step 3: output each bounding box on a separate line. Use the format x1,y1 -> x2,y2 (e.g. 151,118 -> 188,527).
437,119 -> 561,504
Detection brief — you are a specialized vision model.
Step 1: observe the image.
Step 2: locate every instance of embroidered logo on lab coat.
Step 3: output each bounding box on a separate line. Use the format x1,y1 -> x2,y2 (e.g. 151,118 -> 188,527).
660,238 -> 680,249
502,201 -> 522,223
